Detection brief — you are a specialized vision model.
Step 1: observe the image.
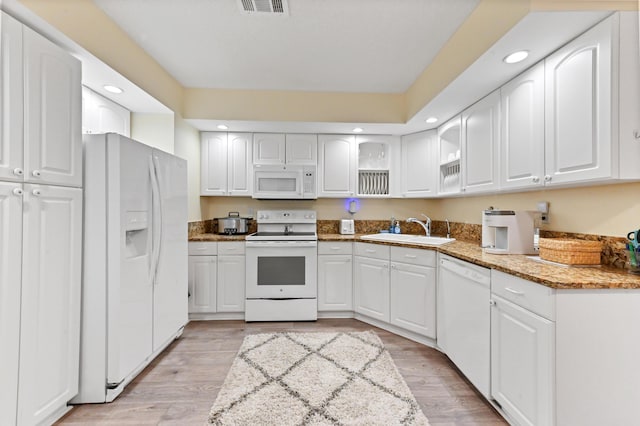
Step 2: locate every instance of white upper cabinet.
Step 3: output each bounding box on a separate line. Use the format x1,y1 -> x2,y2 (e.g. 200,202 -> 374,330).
544,13 -> 640,186
0,13 -> 24,184
253,133 -> 317,165
0,12 -> 81,188
461,90 -> 500,194
400,130 -> 437,198
500,62 -> 545,191
437,116 -> 462,195
286,134 -> 317,165
201,132 -> 252,196
82,86 -> 131,137
23,23 -> 82,188
253,133 -> 285,165
356,135 -> 397,197
318,134 -> 356,197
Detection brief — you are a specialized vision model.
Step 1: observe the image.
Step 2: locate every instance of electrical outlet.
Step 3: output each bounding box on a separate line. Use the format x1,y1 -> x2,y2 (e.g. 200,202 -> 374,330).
537,201 -> 550,224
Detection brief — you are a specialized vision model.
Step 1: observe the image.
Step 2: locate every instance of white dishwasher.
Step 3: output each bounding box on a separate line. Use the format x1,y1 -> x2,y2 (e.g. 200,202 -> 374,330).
437,253 -> 491,398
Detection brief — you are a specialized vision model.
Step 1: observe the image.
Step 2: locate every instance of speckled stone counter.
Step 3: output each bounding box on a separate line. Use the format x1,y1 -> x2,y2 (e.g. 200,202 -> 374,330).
317,234 -> 640,290
188,233 -> 247,242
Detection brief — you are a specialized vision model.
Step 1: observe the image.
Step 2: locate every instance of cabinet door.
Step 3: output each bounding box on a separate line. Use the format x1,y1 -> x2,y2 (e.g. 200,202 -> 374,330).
0,182 -> 23,426
400,130 -> 437,197
217,255 -> 245,312
188,255 -> 217,313
353,256 -> 389,322
437,115 -> 462,195
491,295 -> 555,426
82,86 -> 131,137
501,63 -> 545,190
390,263 -> 436,338
318,255 -> 353,311
318,135 -> 355,197
286,134 -> 317,165
201,132 -> 228,195
461,90 -> 500,194
0,13 -> 24,183
18,185 -> 82,425
544,16 -> 613,185
23,26 -> 82,188
227,133 -> 252,196
253,133 -> 285,165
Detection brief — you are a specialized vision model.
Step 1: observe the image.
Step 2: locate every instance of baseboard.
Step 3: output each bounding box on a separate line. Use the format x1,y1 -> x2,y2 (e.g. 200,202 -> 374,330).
354,314 -> 439,350
318,311 -> 355,319
189,312 -> 245,321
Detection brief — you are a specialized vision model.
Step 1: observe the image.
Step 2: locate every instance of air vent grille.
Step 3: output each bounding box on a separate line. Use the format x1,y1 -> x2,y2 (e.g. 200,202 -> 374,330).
238,0 -> 289,15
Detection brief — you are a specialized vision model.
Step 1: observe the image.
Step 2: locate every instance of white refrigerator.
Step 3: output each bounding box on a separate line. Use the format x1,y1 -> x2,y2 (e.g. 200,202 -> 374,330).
74,133 -> 188,403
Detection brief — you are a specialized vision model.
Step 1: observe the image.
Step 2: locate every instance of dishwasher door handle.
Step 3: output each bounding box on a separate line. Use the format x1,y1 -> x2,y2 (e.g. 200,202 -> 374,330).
440,258 -> 490,286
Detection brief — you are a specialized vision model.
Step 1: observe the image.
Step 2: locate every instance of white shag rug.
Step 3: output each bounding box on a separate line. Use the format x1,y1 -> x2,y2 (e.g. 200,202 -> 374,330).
207,331 -> 430,425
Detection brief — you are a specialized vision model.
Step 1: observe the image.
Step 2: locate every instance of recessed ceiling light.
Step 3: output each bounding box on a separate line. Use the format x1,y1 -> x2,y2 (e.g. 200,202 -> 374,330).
353,127 -> 363,133
425,117 -> 438,124
217,124 -> 229,130
103,85 -> 123,94
503,50 -> 529,64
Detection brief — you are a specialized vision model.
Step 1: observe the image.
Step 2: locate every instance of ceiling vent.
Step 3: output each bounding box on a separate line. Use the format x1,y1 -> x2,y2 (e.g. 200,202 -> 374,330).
238,0 -> 289,16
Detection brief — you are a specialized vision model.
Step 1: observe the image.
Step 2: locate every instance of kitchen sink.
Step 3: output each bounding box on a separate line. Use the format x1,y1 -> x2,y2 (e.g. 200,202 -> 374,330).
360,233 -> 456,246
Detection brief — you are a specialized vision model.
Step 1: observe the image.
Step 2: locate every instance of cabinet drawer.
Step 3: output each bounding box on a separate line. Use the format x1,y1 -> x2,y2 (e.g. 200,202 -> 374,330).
318,242 -> 353,255
188,241 -> 218,256
354,242 -> 390,260
390,246 -> 436,267
218,241 -> 245,255
491,270 -> 555,320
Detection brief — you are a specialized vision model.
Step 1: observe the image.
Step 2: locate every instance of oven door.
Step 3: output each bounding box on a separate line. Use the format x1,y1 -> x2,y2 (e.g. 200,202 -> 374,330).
246,240 -> 317,299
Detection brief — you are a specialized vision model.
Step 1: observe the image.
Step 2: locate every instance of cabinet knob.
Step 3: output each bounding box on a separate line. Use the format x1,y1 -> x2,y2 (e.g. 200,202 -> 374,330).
32,170 -> 42,177
13,168 -> 24,176
532,176 -> 539,183
32,189 -> 42,196
12,188 -> 23,196
544,175 -> 552,182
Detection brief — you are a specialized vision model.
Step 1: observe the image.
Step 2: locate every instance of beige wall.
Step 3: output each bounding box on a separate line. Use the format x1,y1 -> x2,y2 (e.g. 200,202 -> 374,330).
174,115 -> 202,222
200,197 -> 437,223
131,113 -> 175,154
201,181 -> 640,238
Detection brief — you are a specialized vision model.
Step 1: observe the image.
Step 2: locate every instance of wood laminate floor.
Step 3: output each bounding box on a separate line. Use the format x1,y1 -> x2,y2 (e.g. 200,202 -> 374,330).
58,319 -> 506,425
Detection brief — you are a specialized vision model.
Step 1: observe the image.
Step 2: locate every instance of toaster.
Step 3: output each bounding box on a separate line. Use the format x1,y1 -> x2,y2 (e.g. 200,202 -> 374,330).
340,219 -> 355,235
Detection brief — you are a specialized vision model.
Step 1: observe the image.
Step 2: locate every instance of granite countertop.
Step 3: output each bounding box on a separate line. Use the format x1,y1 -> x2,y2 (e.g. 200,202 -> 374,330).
188,232 -> 640,289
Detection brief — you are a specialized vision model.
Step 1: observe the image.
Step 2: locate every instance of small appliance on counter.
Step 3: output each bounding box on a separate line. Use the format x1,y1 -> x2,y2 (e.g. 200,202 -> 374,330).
340,219 -> 355,235
216,211 -> 252,235
482,209 -> 536,255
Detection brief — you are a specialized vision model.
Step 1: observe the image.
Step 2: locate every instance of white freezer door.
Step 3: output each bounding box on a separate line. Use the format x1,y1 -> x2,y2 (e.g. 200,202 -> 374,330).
106,135 -> 153,387
151,149 -> 188,351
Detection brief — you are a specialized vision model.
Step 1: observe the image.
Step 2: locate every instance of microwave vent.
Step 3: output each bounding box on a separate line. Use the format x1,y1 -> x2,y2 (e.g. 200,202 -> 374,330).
238,0 -> 289,15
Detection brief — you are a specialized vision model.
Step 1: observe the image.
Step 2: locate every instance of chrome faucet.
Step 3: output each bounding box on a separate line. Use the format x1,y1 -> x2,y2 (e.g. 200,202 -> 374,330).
406,214 -> 431,236
445,219 -> 451,239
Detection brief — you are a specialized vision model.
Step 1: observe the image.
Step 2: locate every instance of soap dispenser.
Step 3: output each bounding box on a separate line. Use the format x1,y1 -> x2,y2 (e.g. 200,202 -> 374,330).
394,220 -> 401,234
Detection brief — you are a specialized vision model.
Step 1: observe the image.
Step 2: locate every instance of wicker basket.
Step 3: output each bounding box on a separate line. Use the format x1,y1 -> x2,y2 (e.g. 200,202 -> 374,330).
539,238 -> 602,265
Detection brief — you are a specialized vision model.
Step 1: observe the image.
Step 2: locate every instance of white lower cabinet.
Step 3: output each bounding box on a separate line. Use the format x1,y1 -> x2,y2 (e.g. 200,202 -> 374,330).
354,255 -> 389,322
188,241 -> 245,315
318,242 -> 353,312
389,247 -> 436,338
0,183 -> 82,426
188,242 -> 217,313
217,242 -> 245,312
491,270 -> 555,426
354,243 -> 436,338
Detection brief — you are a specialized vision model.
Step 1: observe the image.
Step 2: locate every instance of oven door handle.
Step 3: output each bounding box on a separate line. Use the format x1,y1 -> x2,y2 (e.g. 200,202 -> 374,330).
245,240 -> 317,248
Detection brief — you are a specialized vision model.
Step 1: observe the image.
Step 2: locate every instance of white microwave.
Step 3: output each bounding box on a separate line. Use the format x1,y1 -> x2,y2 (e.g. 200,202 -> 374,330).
252,165 -> 317,199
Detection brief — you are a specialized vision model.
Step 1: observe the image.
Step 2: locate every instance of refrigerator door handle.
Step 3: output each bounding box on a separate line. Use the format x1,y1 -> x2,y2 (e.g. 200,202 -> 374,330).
149,156 -> 162,284
152,155 -> 164,279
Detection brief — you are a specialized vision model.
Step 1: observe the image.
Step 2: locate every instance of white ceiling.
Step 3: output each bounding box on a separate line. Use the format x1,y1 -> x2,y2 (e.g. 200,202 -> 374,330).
93,0 -> 480,93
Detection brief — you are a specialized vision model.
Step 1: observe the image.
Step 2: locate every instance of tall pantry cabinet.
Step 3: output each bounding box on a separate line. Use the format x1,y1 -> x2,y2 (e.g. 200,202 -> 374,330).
0,11 -> 82,426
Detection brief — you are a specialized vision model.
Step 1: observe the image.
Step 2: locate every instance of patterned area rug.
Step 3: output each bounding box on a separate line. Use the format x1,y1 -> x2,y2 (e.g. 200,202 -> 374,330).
207,331 -> 430,425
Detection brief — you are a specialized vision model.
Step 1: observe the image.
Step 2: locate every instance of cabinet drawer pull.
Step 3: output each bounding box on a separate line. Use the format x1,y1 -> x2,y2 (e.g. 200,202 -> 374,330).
32,170 -> 42,177
404,254 -> 417,259
12,188 -> 23,196
13,168 -> 23,176
330,247 -> 342,250
365,249 -> 376,253
505,287 -> 524,295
